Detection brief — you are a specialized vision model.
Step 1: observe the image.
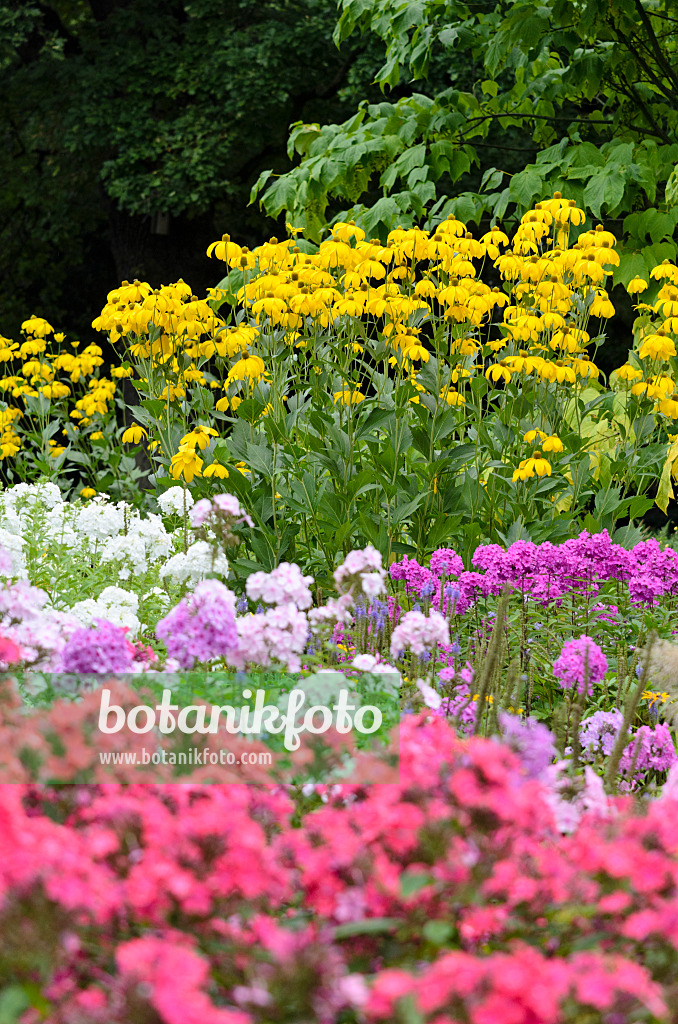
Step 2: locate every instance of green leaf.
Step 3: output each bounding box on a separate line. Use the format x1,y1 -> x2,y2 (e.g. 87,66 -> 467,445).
422,920 -> 454,946
334,917 -> 400,939
400,871 -> 432,897
628,495 -> 654,520
509,168 -> 542,208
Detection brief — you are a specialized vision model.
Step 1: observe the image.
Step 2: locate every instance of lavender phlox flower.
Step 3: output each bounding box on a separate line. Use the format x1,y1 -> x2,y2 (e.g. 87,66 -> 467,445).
156,579 -> 238,669
579,709 -> 626,760
437,683 -> 476,735
59,618 -> 135,674
498,712 -> 557,780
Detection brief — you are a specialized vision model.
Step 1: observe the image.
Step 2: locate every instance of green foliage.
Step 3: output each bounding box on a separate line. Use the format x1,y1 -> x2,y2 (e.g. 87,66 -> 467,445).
254,0 -> 678,254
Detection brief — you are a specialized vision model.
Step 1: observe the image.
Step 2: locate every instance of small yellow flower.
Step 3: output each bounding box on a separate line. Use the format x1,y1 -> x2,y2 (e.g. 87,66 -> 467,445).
613,363 -> 643,382
80,487 -> 97,498
638,333 -> 676,361
21,315 -> 54,337
203,462 -> 229,479
512,451 -> 552,481
234,461 -> 251,475
180,425 -> 218,450
658,398 -> 678,418
170,446 -> 203,482
541,435 -> 564,453
48,439 -> 66,457
121,424 -> 148,444
333,389 -> 365,406
227,354 -> 266,382
485,363 -> 513,384
524,429 -> 546,444
627,276 -> 648,295
440,388 -> 465,406
90,431 -> 104,440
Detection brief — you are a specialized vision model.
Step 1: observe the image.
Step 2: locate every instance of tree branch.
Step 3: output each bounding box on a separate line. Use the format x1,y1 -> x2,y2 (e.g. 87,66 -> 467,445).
613,71 -> 670,143
631,0 -> 678,93
618,28 -> 678,106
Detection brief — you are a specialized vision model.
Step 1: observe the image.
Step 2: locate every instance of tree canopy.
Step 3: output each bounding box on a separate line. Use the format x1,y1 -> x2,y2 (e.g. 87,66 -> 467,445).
254,0 -> 678,285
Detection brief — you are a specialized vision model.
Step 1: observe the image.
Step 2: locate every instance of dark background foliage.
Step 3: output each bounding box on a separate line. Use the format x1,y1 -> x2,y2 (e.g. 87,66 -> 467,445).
0,0 -> 390,340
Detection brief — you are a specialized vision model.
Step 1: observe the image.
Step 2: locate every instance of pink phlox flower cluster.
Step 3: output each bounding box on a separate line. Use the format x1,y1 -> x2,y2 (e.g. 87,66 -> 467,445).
334,545 -> 386,599
309,593 -> 354,628
0,576 -> 80,669
116,937 -> 251,1024
553,635 -> 608,695
390,609 -> 449,659
190,493 -> 254,528
246,563 -> 314,610
156,579 -> 238,669
232,603 -> 309,672
367,944 -> 666,1023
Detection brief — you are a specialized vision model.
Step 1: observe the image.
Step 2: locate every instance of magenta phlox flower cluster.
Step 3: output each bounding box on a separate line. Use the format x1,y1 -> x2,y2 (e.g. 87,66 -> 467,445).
390,609 -> 449,659
620,723 -> 678,778
438,688 -> 477,735
390,548 -> 463,599
155,579 -> 238,669
553,636 -> 608,695
393,533 -> 678,615
59,619 -> 136,674
429,548 -> 464,577
246,563 -> 314,610
232,603 -> 309,672
390,555 -> 436,595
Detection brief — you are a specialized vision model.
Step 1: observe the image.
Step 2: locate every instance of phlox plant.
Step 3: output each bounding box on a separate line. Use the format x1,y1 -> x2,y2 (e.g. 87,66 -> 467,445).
1,715 -> 678,1021
2,476 -> 678,794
